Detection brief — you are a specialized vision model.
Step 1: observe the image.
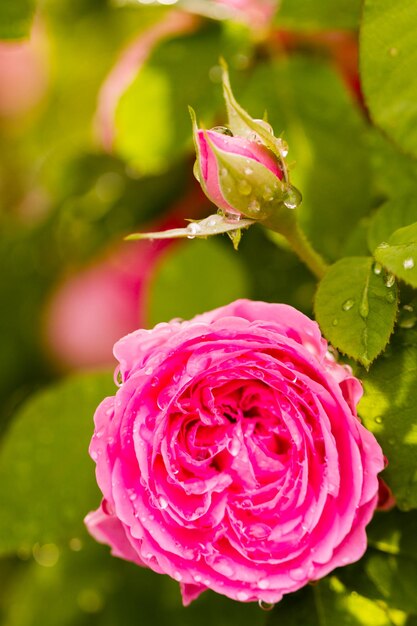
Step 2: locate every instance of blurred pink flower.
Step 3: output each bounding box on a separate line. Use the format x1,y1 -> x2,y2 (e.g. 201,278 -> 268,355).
44,185 -> 208,369
0,23 -> 48,118
85,299 -> 385,606
95,11 -> 199,150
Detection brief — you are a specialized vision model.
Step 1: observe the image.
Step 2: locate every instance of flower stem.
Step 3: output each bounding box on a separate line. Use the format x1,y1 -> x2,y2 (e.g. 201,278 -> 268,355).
283,222 -> 328,280
265,214 -> 328,280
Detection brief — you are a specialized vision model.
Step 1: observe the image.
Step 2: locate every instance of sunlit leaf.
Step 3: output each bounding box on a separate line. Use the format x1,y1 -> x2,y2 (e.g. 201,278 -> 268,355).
314,257 -> 398,367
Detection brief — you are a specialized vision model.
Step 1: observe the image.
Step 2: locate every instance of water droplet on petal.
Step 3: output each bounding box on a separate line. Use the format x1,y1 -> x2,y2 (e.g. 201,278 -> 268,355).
157,496 -> 169,510
258,600 -> 275,611
258,578 -> 270,590
238,179 -> 252,196
342,299 -> 355,311
211,126 -> 233,136
228,438 -> 240,457
289,567 -> 306,581
283,185 -> 302,209
237,591 -> 249,602
403,257 -> 414,270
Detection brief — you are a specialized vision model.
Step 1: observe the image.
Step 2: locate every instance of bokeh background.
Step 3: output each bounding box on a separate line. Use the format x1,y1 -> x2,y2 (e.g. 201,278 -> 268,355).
2,0 -> 417,624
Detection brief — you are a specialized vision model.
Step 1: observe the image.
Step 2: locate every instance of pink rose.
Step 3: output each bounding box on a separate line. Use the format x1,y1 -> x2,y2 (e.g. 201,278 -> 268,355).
195,128 -> 283,219
85,299 -> 385,606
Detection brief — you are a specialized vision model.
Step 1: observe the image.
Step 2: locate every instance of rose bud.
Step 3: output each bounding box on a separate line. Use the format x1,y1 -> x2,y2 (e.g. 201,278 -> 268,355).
193,124 -> 284,220
191,65 -> 302,223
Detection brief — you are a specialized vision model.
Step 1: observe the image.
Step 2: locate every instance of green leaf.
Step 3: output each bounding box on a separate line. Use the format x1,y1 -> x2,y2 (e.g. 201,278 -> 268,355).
276,0 -> 362,29
269,578 -> 402,625
0,0 -> 34,39
0,371 -> 114,555
240,57 -> 371,261
361,0 -> 417,158
148,238 -> 249,326
368,194 -> 417,254
314,257 -> 398,367
2,536 -> 267,626
359,334 -> 417,510
114,24 -> 225,174
374,223 -> 417,288
340,510 -> 417,614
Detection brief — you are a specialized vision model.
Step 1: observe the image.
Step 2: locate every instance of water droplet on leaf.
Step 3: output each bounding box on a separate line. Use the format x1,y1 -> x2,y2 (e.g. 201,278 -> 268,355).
342,299 -> 355,311
385,273 -> 395,288
403,257 -> 414,270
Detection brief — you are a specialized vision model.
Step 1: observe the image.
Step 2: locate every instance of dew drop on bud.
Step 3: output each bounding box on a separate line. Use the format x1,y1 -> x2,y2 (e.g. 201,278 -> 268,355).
210,126 -> 233,136
238,179 -> 252,196
253,119 -> 274,135
263,187 -> 274,202
248,199 -> 261,213
258,600 -> 275,612
193,161 -> 201,182
283,185 -> 302,209
276,138 -> 289,157
186,222 -> 201,239
224,211 -> 241,223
